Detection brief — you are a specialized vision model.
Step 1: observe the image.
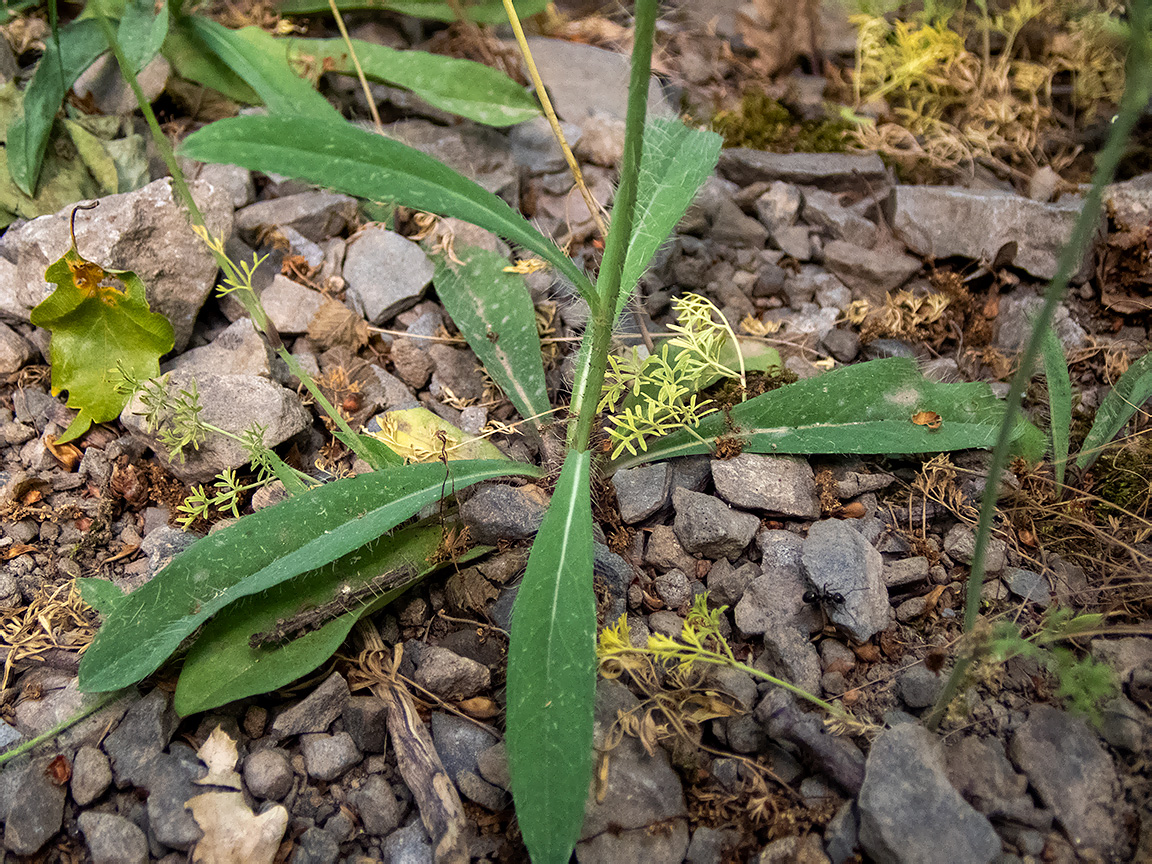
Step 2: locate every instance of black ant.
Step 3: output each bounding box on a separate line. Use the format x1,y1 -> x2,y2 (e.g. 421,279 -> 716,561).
803,584 -> 864,606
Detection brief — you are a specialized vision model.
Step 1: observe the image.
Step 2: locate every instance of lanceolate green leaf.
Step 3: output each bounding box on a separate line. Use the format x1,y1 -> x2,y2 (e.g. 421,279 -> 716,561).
1077,351 -> 1152,470
174,521 -> 482,716
7,18 -> 108,196
118,0 -> 168,75
179,115 -> 594,298
617,119 -> 722,319
79,460 -> 539,693
162,16 -> 260,105
506,450 -> 596,864
186,19 -> 338,120
1039,326 -> 1072,488
277,0 -> 549,24
285,37 -> 538,127
613,358 -> 1043,470
429,245 -> 550,428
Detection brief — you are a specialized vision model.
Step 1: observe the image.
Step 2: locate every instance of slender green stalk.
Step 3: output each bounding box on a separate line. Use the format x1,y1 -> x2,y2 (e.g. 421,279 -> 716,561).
565,0 -> 657,452
926,0 -> 1152,730
0,690 -> 125,768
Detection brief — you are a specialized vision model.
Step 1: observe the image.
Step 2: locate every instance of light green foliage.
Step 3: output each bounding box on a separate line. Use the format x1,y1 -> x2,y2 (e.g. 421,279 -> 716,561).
77,576 -> 125,616
277,0 -> 549,24
1039,324 -> 1072,489
428,244 -> 550,427
286,37 -> 539,127
118,0 -> 168,74
1076,351 -> 1152,470
506,450 -> 596,864
31,239 -> 174,444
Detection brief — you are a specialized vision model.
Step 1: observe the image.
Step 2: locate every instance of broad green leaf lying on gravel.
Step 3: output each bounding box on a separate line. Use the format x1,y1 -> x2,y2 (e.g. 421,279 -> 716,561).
79,460 -> 540,693
178,115 -> 595,299
77,577 -> 125,616
7,18 -> 108,196
163,15 -> 260,106
286,37 -> 538,127
617,119 -> 723,319
506,450 -> 596,864
1039,325 -> 1072,488
30,239 -> 175,444
429,244 -> 550,428
612,358 -> 1046,470
1077,350 -> 1152,470
174,520 -> 484,716
277,0 -> 549,24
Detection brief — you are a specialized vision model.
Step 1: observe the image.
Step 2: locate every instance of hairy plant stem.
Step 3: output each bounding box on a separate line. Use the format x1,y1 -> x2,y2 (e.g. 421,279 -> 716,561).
926,0 -> 1152,731
565,0 -> 657,453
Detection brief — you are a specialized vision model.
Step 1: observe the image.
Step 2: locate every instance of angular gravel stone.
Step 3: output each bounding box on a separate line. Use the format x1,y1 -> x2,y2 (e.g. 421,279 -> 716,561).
78,812 -> 149,864
672,488 -> 759,560
2,755 -> 68,855
0,322 -> 35,374
143,747 -> 205,851
103,688 -> 179,787
342,696 -> 389,753
300,732 -> 362,782
413,646 -> 491,701
70,745 -> 112,806
343,226 -> 434,325
719,150 -> 888,190
234,190 -> 358,243
711,454 -> 820,519
943,524 -> 1006,572
165,317 -> 276,379
858,724 -> 999,864
613,463 -> 672,524
802,519 -> 888,642
1003,567 -> 1052,608
897,665 -> 945,709
706,558 -> 758,608
260,275 -> 327,334
460,483 -> 548,545
753,181 -> 802,231
270,672 -> 350,739
348,774 -> 403,836
822,239 -> 921,300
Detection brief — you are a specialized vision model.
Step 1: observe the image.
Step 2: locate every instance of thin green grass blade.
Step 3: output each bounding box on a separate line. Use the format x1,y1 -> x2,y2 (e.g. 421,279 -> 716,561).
186,18 -> 338,119
118,0 -> 168,74
179,115 -> 593,298
285,37 -> 538,126
429,244 -> 550,427
277,0 -> 549,24
1039,326 -> 1072,488
612,358 -> 1043,470
79,460 -> 539,693
616,119 -> 722,319
174,521 -> 484,715
506,450 -> 596,864
1076,351 -> 1152,470
7,18 -> 107,195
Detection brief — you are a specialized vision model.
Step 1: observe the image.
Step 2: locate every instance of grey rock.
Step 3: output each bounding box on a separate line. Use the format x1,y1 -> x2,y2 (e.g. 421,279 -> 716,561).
164,318 -> 276,379
278,225 -> 325,267
104,688 -> 179,787
120,371 -> 311,484
755,690 -> 865,794
74,52 -> 169,116
670,454 -> 712,494
428,343 -> 486,403
388,338 -> 435,388
2,178 -> 232,351
78,811 -> 149,864
0,718 -> 19,750
384,119 -> 518,200
260,275 -> 327,334
755,834 -> 831,863
1009,704 -> 1125,859
711,453 -> 820,518
802,519 -> 888,641
825,800 -> 861,864
802,187 -> 878,247
648,610 -> 683,637
343,226 -> 434,324
613,463 -> 672,523
2,755 -> 68,855
644,524 -> 698,573
685,825 -> 741,864
758,625 -> 822,696
945,736 -> 1050,828
577,819 -> 689,863
348,774 -> 403,836
822,239 -> 920,301
289,825 -> 338,864
654,568 -> 692,609
771,224 -> 813,260
71,744 -> 112,805
672,488 -> 759,560
300,732 -> 361,782
140,525 -> 200,577
457,769 -> 508,810
706,558 -> 758,608
234,190 -> 357,243
1097,696 -> 1146,751
343,695 -> 389,753
144,747 -> 206,851
413,645 -> 490,701
719,150 -> 888,190
1003,567 -> 1051,608
858,724 -> 999,864
1091,636 -> 1152,696
188,161 -> 254,209
944,524 -> 1006,572
478,741 -> 510,791
12,670 -> 86,739
897,665 -> 944,709
243,748 -> 294,800
882,556 -> 930,587
995,291 -> 1087,352
271,672 -> 350,738
579,680 -> 688,843
380,822 -> 433,864
709,198 -> 768,248
460,483 -> 548,545
368,364 -> 417,410
508,115 -> 582,173
754,181 -> 802,232
0,322 -> 35,373
822,328 -> 860,362
888,185 -> 1087,280
429,712 -> 496,786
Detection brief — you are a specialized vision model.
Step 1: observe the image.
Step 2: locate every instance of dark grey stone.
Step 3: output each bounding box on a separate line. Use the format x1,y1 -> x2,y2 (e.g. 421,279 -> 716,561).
143,747 -> 206,851
343,695 -> 389,753
380,822 -> 434,864
705,558 -> 758,608
289,825 -> 339,864
671,488 -> 759,560
243,748 -> 294,801
103,688 -> 179,787
300,732 -> 361,782
711,453 -> 820,518
460,483 -> 548,545
343,226 -> 433,325
802,519 -> 889,641
2,755 -> 68,855
719,150 -> 888,190
822,239 -> 921,301
234,190 -> 358,243
71,744 -> 112,805
349,774 -> 404,836
413,646 -> 490,701
270,672 -> 350,739
612,463 -> 672,524
897,664 -> 945,709
429,712 -> 496,785
78,811 -> 149,864
1003,567 -> 1052,608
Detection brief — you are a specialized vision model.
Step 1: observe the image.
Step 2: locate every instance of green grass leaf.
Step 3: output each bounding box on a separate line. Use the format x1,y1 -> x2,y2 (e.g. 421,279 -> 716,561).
613,358 -> 1043,469
185,18 -> 339,120
30,244 -> 175,444
617,119 -> 722,319
179,115 -> 594,298
174,521 -> 480,715
429,245 -> 550,428
7,18 -> 108,196
78,460 -> 539,693
118,0 -> 168,75
276,0 -> 549,24
285,37 -> 538,127
1039,326 -> 1072,488
162,16 -> 260,105
77,577 -> 125,616
1076,350 -> 1152,470
506,450 -> 596,864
